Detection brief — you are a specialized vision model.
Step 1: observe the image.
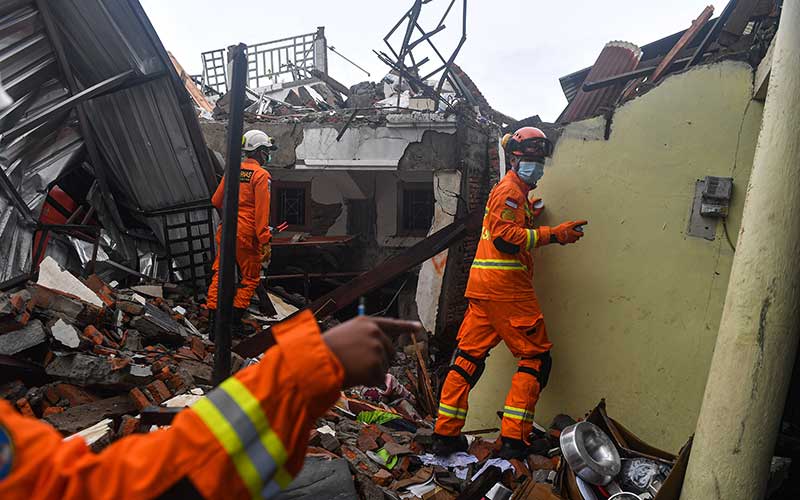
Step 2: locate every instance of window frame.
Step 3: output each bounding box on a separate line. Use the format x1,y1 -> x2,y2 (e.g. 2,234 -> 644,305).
396,181 -> 435,237
270,180 -> 312,232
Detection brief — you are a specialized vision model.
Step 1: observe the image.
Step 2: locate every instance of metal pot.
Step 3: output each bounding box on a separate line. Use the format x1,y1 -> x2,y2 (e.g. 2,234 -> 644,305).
608,494 -> 643,500
560,421 -> 621,486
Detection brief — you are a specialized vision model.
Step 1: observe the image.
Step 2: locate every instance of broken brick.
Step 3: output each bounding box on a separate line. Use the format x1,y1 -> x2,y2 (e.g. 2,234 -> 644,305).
117,301 -> 144,316
43,406 -> 65,417
83,325 -> 105,345
85,275 -> 116,308
146,379 -> 172,404
468,438 -> 498,462
44,385 -> 60,405
15,398 -> 35,417
177,346 -> 200,360
356,434 -> 378,452
189,336 -> 205,360
0,289 -> 33,333
118,415 -> 140,437
373,469 -> 393,487
129,388 -> 152,411
380,432 -> 395,446
55,384 -> 96,406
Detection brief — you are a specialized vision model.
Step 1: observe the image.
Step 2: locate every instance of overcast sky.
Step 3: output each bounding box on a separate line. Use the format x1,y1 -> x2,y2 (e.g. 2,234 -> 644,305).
140,0 -> 727,122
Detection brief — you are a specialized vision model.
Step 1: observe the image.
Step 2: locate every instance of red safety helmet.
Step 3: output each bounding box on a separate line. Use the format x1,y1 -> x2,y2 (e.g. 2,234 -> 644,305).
505,127 -> 553,158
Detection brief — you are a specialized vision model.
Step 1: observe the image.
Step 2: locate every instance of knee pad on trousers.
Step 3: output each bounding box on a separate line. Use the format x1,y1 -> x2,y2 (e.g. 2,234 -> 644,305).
518,351 -> 552,390
449,349 -> 487,388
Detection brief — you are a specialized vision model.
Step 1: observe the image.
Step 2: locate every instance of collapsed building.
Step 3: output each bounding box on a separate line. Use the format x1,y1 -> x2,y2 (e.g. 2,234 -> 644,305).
1,0 -> 800,499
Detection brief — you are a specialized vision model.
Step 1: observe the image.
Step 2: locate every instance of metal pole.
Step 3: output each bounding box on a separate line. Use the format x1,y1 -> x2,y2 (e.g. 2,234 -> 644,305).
212,43 -> 248,385
681,2 -> 800,498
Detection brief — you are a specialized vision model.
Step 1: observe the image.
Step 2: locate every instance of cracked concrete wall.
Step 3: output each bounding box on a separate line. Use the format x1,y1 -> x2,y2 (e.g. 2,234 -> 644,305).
467,60 -> 764,452
415,170 -> 461,333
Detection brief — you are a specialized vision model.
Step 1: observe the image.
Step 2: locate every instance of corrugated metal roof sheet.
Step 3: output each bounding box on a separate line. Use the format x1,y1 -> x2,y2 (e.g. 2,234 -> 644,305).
0,0 -> 216,283
48,0 -> 215,213
558,19 -> 718,105
558,41 -> 642,124
0,0 -> 84,282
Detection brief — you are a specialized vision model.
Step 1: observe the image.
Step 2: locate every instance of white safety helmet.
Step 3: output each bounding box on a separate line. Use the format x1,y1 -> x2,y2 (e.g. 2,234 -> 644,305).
242,130 -> 277,153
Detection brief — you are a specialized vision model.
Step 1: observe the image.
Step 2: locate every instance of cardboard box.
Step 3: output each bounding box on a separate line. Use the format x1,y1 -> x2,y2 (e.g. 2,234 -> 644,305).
558,400 -> 692,500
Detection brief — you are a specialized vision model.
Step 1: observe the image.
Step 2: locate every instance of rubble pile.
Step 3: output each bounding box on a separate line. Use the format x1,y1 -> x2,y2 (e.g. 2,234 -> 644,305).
300,408 -> 569,500
0,257 -> 218,441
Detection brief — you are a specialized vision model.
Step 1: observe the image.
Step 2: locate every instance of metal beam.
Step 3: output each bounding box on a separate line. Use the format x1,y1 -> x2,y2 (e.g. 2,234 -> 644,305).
0,165 -> 35,225
212,43 -> 248,385
1,70 -> 133,144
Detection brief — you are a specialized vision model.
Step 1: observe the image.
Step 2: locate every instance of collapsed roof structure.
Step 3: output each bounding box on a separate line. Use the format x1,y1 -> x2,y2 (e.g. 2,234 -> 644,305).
0,0 -> 216,290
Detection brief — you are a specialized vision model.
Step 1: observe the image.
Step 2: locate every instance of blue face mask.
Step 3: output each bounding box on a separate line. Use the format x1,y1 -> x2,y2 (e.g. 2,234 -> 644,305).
517,161 -> 545,186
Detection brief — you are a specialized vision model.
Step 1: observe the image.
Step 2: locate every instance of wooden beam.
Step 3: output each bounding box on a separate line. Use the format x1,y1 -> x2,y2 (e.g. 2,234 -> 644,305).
233,210 -> 483,358
167,51 -> 214,114
651,5 -> 715,83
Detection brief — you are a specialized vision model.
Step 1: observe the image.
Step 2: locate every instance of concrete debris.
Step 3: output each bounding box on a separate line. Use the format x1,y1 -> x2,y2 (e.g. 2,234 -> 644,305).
45,353 -> 153,390
51,319 -> 81,349
1,272 -> 221,443
131,285 -> 163,299
0,319 -> 47,355
37,257 -> 104,308
0,289 -> 33,333
44,395 -> 136,435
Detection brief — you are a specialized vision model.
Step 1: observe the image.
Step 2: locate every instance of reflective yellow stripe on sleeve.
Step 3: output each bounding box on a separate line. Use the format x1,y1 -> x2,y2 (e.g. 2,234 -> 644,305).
529,229 -> 538,250
471,259 -> 527,271
191,377 -> 292,499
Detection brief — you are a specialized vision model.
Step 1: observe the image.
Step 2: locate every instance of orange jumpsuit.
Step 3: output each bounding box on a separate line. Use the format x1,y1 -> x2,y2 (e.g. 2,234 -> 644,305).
0,311 -> 342,500
435,170 -> 554,443
206,158 -> 272,310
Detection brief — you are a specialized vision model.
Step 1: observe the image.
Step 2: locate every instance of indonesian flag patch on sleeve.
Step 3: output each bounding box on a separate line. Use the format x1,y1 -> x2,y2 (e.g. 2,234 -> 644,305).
0,424 -> 13,480
505,198 -> 519,209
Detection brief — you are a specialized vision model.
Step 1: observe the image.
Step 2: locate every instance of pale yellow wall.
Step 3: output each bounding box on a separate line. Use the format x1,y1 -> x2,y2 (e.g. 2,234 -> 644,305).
465,60 -> 764,452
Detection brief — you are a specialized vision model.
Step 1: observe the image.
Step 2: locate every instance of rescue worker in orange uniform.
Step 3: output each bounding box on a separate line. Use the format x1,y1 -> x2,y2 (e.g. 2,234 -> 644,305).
432,127 -> 588,459
206,130 -> 277,340
0,312 -> 422,499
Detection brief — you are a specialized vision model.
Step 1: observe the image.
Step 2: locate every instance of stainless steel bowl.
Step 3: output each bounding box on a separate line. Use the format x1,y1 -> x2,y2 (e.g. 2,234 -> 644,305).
560,421 -> 621,486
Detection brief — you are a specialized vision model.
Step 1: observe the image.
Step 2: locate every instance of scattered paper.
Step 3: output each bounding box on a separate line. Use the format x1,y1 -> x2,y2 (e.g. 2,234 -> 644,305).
418,451 -> 478,469
317,425 -> 336,436
471,458 -> 514,481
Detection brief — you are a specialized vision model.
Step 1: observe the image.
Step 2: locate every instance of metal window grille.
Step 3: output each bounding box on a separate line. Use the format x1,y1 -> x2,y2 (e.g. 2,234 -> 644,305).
277,187 -> 307,226
402,187 -> 434,233
201,30 -> 323,94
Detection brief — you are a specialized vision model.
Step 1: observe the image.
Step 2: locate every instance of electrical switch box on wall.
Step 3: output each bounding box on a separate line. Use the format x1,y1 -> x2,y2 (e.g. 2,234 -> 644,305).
687,176 -> 733,240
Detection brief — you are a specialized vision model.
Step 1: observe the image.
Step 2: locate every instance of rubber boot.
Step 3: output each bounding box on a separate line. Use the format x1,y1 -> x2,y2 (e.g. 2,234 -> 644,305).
231,307 -> 247,338
430,433 -> 468,456
498,437 -> 529,460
